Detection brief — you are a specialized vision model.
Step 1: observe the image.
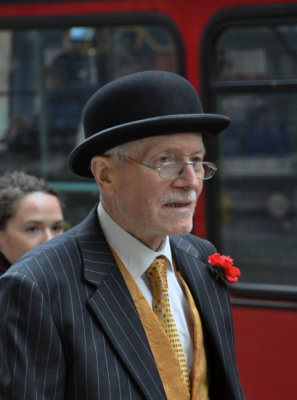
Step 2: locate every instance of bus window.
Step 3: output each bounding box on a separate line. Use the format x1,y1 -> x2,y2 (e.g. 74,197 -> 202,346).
205,22 -> 297,285
0,23 -> 180,225
214,25 -> 297,80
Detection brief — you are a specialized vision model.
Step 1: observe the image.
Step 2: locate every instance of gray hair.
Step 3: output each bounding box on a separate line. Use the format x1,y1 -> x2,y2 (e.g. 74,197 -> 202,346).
104,141 -> 136,159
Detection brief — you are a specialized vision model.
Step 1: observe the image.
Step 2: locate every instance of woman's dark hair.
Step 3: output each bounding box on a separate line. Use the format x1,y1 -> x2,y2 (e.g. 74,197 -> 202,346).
0,171 -> 61,230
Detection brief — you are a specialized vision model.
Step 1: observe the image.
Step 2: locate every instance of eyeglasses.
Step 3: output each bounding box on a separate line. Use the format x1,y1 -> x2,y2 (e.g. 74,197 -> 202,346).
118,154 -> 217,181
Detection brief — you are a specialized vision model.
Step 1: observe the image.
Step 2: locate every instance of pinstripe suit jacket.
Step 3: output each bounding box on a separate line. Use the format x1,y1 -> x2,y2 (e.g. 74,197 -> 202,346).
0,206 -> 245,400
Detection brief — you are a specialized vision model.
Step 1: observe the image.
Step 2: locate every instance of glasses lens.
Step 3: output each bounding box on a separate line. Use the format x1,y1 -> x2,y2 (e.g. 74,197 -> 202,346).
196,163 -> 214,180
160,162 -> 216,180
201,163 -> 216,180
159,162 -> 181,179
194,163 -> 206,179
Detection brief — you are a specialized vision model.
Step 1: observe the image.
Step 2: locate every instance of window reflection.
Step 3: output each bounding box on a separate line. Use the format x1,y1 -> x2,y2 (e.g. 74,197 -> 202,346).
214,25 -> 297,80
213,31 -> 297,285
218,92 -> 297,284
0,25 -> 179,182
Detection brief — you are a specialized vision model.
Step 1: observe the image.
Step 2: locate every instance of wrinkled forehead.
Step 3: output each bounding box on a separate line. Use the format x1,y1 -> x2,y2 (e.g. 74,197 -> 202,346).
128,132 -> 205,158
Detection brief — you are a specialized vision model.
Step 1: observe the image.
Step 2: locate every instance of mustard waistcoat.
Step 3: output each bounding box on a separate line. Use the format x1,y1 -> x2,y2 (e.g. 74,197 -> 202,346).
112,250 -> 209,400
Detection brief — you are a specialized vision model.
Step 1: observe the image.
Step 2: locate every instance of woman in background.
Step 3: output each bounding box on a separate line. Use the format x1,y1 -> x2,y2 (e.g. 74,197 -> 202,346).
0,171 -> 64,275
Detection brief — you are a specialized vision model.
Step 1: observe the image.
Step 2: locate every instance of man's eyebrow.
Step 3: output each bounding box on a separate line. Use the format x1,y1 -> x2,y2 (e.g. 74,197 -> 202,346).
182,149 -> 206,157
192,148 -> 205,155
155,146 -> 205,153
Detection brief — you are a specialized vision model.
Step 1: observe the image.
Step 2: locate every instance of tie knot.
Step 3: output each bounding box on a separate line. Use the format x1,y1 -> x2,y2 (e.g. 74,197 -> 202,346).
146,256 -> 167,291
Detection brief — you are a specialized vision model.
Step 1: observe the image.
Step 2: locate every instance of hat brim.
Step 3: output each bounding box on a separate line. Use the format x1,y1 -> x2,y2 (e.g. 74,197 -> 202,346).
68,113 -> 230,177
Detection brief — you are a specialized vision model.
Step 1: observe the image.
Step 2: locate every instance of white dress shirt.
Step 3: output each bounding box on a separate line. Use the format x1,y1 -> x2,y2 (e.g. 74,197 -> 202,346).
97,203 -> 194,374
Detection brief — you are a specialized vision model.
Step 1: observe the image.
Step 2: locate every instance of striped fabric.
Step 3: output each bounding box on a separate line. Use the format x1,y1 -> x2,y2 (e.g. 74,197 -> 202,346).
0,206 -> 245,400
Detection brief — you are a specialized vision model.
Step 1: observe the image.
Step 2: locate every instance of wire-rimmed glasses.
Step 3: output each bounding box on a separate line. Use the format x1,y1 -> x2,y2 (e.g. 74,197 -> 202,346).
118,154 -> 217,181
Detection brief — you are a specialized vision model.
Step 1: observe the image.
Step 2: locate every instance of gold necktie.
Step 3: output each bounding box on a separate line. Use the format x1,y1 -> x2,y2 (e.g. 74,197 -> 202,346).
146,256 -> 190,391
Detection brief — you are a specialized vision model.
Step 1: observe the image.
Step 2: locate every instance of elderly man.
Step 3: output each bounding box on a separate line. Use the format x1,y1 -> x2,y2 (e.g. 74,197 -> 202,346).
0,71 -> 244,399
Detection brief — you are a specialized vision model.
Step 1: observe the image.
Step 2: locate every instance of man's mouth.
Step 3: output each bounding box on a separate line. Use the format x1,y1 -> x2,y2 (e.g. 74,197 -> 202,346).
166,202 -> 191,208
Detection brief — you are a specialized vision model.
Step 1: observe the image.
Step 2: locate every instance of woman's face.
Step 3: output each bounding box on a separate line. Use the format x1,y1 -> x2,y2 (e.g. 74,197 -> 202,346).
0,192 -> 64,264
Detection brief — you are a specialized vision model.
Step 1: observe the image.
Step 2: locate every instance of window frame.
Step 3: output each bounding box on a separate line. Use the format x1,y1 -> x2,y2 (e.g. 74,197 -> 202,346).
200,3 -> 297,302
0,10 -> 185,226
0,12 -> 185,135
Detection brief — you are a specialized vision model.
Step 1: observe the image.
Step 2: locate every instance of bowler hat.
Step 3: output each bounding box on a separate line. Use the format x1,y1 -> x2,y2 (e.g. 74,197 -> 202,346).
68,70 -> 230,177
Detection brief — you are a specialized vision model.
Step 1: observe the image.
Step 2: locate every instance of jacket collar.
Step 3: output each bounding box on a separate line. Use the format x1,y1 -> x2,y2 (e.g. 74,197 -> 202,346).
170,235 -> 243,399
75,206 -> 167,400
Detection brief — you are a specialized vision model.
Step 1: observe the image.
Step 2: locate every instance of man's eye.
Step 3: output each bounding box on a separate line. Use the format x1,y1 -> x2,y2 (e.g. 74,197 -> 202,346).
157,154 -> 176,164
149,155 -> 169,167
158,156 -> 169,164
190,156 -> 202,163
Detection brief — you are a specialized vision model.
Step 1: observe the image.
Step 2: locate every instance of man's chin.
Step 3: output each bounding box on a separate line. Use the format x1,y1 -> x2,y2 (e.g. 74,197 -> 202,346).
167,222 -> 193,237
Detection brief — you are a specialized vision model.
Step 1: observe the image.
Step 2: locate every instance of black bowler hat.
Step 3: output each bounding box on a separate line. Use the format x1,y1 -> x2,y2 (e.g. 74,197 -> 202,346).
68,70 -> 230,177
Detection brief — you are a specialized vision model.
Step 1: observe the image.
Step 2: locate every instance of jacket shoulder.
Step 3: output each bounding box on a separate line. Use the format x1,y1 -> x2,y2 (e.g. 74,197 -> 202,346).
170,233 -> 216,263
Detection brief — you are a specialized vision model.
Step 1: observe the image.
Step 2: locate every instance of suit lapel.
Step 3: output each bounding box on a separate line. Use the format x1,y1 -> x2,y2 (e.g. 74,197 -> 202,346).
170,235 -> 241,399
76,208 -> 166,400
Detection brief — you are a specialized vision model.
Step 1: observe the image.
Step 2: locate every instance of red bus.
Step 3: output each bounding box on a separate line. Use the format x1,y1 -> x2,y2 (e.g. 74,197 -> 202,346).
0,1 -> 296,398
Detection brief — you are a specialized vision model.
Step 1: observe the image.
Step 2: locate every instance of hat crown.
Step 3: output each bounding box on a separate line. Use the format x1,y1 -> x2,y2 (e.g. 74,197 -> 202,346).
68,70 -> 230,177
83,71 -> 203,139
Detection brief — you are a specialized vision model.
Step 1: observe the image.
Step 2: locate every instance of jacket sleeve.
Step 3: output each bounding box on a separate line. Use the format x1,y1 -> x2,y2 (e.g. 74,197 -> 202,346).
0,271 -> 66,399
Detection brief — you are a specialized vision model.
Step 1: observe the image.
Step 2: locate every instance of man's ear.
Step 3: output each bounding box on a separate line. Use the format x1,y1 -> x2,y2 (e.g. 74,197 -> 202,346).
90,156 -> 116,195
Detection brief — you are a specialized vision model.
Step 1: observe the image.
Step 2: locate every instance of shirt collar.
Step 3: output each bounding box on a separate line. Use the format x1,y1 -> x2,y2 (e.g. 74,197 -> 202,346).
97,203 -> 173,280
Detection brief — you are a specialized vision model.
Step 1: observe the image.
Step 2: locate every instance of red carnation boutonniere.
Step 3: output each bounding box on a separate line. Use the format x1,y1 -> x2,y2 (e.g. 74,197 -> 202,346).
208,253 -> 241,284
